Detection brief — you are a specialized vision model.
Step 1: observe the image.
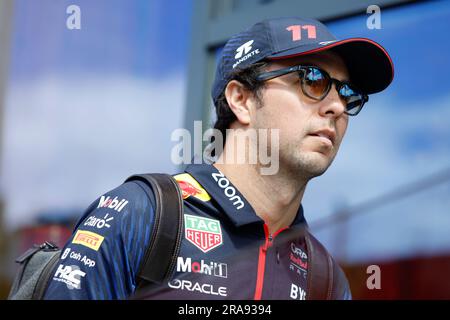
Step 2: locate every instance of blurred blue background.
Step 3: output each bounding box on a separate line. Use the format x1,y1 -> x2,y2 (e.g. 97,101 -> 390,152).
2,0 -> 192,228
0,0 -> 449,299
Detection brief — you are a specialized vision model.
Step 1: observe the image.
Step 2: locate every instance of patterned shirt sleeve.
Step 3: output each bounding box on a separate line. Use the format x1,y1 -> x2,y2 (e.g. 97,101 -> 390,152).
44,180 -> 155,300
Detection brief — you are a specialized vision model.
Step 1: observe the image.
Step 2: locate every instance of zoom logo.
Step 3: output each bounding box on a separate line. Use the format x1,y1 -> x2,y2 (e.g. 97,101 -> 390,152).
212,171 -> 244,210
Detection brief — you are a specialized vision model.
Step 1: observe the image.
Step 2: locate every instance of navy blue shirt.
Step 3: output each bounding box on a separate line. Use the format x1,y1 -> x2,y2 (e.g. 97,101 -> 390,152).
44,163 -> 351,300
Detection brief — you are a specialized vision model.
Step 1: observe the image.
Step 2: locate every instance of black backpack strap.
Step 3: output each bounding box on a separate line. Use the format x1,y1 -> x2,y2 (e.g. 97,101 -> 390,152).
305,231 -> 334,300
124,173 -> 184,289
305,230 -> 350,300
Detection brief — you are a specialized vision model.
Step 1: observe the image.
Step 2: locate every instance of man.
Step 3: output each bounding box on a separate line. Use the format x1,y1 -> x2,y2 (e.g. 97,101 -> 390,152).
43,17 -> 393,300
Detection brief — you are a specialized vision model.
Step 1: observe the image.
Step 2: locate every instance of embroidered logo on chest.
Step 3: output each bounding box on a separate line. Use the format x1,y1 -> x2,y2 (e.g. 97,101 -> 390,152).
184,214 -> 223,253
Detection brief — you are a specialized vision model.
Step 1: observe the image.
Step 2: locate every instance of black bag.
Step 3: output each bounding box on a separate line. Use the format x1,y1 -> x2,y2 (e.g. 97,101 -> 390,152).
8,172 -> 348,300
305,231 -> 350,299
7,241 -> 61,300
8,173 -> 183,300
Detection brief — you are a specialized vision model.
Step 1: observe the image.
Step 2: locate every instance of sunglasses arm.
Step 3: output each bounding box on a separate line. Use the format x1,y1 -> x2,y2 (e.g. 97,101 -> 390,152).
256,65 -> 302,81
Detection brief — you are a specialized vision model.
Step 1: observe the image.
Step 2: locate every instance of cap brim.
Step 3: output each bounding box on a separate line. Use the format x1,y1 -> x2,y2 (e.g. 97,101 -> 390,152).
267,38 -> 394,94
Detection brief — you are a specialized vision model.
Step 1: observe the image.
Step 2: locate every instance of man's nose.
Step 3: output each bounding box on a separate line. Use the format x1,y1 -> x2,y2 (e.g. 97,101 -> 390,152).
318,85 -> 346,118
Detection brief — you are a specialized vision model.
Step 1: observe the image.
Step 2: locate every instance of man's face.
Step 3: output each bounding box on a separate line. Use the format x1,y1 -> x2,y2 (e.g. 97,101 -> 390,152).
252,51 -> 350,179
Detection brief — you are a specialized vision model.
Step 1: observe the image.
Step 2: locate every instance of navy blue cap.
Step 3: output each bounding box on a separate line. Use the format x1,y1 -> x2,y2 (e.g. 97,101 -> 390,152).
211,16 -> 394,105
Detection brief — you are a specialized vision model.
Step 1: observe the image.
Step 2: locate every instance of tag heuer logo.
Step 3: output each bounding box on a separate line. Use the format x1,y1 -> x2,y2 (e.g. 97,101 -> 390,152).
184,214 -> 223,253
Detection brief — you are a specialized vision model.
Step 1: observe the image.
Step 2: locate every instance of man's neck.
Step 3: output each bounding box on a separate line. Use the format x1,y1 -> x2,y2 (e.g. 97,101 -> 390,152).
213,161 -> 307,235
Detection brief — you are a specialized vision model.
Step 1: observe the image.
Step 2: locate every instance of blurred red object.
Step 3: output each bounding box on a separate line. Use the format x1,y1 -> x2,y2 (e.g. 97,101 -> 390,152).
342,254 -> 450,299
16,224 -> 72,254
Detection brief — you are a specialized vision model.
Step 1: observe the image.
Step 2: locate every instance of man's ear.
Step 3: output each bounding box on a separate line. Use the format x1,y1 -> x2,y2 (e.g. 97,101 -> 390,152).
224,80 -> 255,125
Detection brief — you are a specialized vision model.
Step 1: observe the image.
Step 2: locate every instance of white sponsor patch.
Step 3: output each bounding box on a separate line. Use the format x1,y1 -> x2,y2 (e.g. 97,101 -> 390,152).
168,279 -> 227,297
84,213 -> 114,229
98,196 -> 128,212
211,172 -> 244,210
53,264 -> 86,290
176,257 -> 227,278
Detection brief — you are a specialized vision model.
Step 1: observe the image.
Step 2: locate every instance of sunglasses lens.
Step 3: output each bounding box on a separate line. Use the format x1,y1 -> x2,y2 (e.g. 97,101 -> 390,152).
258,65 -> 367,116
339,84 -> 364,115
302,67 -> 330,99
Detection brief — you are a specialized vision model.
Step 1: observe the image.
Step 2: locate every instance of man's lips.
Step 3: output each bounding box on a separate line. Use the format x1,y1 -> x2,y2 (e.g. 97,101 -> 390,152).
308,129 -> 336,145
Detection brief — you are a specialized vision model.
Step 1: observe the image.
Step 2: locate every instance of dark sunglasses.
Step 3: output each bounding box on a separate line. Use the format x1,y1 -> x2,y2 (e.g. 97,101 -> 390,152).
256,65 -> 368,116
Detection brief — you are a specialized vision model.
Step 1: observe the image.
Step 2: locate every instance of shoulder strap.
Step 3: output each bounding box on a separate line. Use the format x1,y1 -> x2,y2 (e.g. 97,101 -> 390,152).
305,230 -> 350,300
305,230 -> 334,300
124,173 -> 183,287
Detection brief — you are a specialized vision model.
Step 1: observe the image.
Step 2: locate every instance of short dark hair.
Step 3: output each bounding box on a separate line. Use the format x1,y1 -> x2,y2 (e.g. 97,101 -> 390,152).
210,62 -> 267,157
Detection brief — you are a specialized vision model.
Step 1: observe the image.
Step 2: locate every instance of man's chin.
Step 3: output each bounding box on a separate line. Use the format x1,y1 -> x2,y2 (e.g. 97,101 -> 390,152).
291,151 -> 333,179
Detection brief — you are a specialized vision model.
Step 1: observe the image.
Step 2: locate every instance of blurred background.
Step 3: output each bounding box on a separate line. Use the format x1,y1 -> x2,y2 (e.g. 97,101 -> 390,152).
0,0 -> 449,299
